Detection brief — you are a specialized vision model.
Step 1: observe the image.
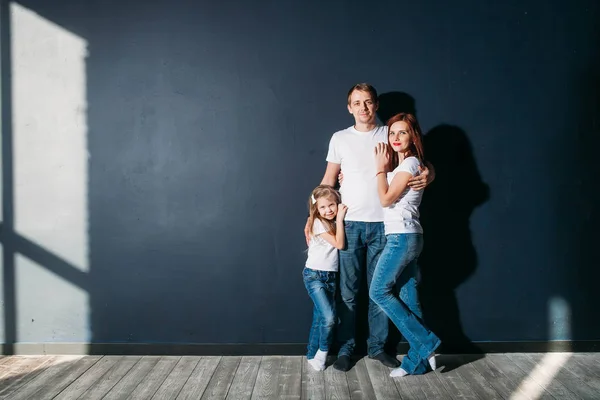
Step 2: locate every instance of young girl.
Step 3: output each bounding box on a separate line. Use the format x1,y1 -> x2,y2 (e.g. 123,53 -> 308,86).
304,185 -> 347,371
370,113 -> 440,377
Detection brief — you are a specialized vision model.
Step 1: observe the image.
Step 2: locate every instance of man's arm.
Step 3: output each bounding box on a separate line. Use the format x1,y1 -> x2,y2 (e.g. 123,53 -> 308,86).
321,162 -> 341,187
407,161 -> 435,190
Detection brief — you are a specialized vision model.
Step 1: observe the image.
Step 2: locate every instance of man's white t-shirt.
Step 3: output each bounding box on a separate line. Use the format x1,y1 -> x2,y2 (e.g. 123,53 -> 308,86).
305,219 -> 338,272
326,125 -> 388,222
383,156 -> 424,235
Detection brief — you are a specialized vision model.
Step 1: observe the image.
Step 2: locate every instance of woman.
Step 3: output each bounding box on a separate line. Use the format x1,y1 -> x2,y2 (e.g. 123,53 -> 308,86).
369,112 -> 440,377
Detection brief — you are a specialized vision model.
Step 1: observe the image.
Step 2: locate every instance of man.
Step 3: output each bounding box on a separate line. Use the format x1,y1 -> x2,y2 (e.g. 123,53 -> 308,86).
306,83 -> 433,371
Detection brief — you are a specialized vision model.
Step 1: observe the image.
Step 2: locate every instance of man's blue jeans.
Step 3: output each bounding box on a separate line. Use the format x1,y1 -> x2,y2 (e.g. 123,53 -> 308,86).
303,268 -> 337,359
370,233 -> 440,374
337,221 -> 388,358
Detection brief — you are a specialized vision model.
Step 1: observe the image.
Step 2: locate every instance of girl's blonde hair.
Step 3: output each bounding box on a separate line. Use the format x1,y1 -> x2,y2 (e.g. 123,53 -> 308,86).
307,185 -> 342,236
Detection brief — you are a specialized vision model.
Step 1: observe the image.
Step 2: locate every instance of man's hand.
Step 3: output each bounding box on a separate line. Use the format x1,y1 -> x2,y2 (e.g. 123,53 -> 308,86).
407,162 -> 435,190
304,217 -> 311,246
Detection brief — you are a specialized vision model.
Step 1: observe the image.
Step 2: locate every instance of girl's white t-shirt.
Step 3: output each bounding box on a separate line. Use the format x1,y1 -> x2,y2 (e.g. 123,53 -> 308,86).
305,219 -> 338,272
383,156 -> 424,235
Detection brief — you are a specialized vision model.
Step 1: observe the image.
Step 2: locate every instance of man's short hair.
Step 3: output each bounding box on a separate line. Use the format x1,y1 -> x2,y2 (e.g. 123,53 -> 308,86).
347,83 -> 378,104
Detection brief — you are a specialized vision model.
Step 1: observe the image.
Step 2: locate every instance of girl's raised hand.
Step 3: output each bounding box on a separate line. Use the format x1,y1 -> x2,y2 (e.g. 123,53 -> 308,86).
337,204 -> 348,220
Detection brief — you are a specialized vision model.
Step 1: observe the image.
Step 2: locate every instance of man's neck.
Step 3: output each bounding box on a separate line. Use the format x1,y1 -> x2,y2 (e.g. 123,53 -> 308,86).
353,121 -> 377,132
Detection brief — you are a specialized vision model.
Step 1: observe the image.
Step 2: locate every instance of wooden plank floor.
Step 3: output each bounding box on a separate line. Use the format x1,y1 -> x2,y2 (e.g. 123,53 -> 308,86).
0,353 -> 598,399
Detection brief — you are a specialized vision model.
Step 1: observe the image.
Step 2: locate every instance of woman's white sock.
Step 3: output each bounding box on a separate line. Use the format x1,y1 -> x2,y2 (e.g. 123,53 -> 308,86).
428,353 -> 436,371
390,367 -> 408,377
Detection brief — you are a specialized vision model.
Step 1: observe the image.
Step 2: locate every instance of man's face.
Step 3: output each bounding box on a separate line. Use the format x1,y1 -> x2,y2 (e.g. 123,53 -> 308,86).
347,90 -> 378,125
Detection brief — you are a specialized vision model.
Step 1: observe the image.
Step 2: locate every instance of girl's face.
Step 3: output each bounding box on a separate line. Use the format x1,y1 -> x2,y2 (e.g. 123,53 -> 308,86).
316,196 -> 338,220
388,121 -> 412,154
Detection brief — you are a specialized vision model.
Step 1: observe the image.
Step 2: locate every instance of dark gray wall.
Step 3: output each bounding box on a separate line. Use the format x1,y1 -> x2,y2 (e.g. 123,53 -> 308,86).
2,0 -> 599,348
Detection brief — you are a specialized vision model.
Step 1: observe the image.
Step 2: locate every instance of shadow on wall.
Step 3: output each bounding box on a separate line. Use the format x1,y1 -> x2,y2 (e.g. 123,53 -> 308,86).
377,91 -> 417,124
377,92 -> 490,354
572,24 -> 600,344
419,124 -> 489,354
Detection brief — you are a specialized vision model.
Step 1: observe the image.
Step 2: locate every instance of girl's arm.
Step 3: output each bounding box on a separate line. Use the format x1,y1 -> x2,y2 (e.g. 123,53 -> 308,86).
318,204 -> 348,250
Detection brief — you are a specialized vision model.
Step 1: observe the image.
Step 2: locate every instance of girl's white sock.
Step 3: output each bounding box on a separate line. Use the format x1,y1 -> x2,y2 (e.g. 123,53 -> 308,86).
308,357 -> 324,371
308,349 -> 328,371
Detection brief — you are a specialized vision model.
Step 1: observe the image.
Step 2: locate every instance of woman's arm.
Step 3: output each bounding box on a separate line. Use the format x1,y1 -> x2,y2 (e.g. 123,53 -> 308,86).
377,171 -> 411,207
373,143 -> 414,207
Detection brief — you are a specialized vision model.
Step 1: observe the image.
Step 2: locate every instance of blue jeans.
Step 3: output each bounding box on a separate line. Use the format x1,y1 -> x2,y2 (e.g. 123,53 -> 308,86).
337,221 -> 388,358
370,233 -> 440,374
303,268 -> 337,359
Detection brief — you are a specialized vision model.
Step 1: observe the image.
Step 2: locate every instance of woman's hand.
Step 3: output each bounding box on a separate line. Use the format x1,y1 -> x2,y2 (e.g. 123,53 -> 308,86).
374,143 -> 389,172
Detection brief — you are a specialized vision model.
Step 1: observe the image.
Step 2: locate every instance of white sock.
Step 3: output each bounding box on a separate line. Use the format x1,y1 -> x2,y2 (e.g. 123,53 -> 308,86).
314,349 -> 328,362
308,349 -> 328,371
308,357 -> 325,371
390,367 -> 408,378
315,349 -> 328,368
428,353 -> 436,371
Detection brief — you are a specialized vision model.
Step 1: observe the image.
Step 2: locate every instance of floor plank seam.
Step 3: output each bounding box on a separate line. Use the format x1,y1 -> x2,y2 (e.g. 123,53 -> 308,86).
458,357 -> 504,399
201,356 -> 225,399
168,356 -> 204,400
50,356 -> 105,400
1,356 -> 69,400
299,356 -> 303,400
246,356 -> 263,400
166,357 -> 192,400
222,355 -> 243,400
99,355 -> 144,400
507,353 -> 559,400
0,355 -> 56,397
524,352 -> 593,399
147,356 -> 182,400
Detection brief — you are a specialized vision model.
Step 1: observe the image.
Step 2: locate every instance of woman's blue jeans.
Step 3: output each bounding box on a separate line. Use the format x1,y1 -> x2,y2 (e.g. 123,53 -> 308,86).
369,233 -> 440,374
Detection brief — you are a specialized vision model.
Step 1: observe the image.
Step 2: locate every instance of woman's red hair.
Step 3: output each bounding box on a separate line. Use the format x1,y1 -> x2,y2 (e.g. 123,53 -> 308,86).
386,113 -> 426,170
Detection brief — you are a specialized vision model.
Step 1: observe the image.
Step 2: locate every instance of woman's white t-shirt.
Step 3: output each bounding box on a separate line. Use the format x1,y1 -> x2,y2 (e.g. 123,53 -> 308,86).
383,156 -> 424,235
305,219 -> 338,272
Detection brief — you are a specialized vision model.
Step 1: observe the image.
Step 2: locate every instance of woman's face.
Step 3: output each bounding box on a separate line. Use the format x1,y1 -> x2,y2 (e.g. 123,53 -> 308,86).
388,121 -> 412,154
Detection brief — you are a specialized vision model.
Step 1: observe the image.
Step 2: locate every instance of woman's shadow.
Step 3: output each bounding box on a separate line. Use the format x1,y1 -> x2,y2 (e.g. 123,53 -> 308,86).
378,92 -> 490,368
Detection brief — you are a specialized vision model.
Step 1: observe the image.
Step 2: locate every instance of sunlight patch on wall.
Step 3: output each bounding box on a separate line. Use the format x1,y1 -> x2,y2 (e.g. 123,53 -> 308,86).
16,254 -> 89,342
11,2 -> 89,273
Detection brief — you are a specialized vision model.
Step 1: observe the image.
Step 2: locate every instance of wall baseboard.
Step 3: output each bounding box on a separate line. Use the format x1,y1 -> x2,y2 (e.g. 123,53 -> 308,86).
1,340 -> 598,355
1,343 -> 306,356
